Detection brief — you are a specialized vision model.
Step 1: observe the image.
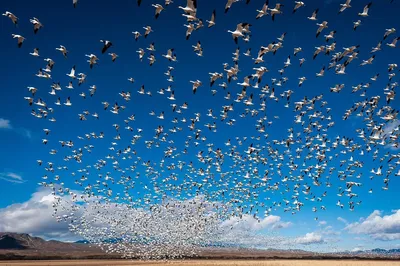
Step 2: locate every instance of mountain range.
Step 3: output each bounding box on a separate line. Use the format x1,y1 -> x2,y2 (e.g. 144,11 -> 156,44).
0,232 -> 399,261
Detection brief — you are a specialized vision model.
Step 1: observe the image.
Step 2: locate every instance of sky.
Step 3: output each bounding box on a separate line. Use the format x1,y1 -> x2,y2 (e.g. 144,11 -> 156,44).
0,0 -> 400,252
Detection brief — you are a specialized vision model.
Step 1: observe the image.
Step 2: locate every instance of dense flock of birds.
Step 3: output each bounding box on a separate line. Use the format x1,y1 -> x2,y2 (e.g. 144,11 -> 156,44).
3,0 -> 400,259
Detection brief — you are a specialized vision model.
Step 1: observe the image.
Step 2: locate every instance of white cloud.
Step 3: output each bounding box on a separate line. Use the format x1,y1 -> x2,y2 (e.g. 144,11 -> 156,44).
293,232 -> 324,245
0,118 -> 32,139
0,188 -> 78,241
220,214 -> 292,231
337,217 -> 348,224
383,119 -> 400,150
0,118 -> 12,129
345,210 -> 400,241
0,172 -> 25,184
318,221 -> 327,226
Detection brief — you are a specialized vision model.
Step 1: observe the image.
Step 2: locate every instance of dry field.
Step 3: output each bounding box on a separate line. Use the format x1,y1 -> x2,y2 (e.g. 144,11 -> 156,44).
0,260 -> 399,266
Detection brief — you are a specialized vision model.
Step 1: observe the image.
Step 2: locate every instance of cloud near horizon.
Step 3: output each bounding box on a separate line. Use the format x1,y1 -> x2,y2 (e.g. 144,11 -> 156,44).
0,188 -> 78,241
345,210 -> 400,241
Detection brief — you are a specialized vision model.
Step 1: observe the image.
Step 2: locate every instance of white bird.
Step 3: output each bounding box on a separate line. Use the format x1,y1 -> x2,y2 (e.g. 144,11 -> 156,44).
386,37 -> 400,48
73,0 -> 78,8
293,1 -> 305,14
66,66 -> 76,79
2,11 -> 18,25
64,97 -> 72,106
66,81 -> 74,89
100,40 -> 113,54
338,0 -> 351,14
85,54 -> 99,69
228,23 -> 249,44
360,55 -> 375,66
109,53 -> 118,62
143,26 -> 153,38
371,41 -> 382,53
11,34 -> 25,48
162,49 -> 175,61
353,20 -> 361,31
184,24 -> 195,40
294,47 -> 302,56
56,45 -> 68,58
148,53 -> 156,66
284,56 -> 291,68
225,0 -> 240,13
137,48 -> 145,61
29,17 -> 43,34
316,66 -> 325,77
29,48 -> 40,57
178,0 -> 197,15
132,31 -> 142,41
307,8 -> 319,21
256,0 -> 269,19
268,3 -> 283,21
336,64 -> 346,75
358,2 -> 372,17
152,4 -> 164,19
206,10 -> 216,27
316,21 -> 328,38
384,28 -> 396,40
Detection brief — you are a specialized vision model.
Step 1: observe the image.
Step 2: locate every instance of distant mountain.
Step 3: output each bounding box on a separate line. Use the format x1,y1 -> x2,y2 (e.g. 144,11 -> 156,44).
0,232 -> 102,252
0,233 -> 47,250
368,248 -> 400,254
0,233 -> 399,261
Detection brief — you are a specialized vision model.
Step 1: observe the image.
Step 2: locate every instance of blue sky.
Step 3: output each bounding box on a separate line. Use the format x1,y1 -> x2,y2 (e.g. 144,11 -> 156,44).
1,0 -> 400,252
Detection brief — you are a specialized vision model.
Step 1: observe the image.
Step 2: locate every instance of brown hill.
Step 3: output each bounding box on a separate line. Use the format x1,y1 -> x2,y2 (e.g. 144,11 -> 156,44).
0,232 -> 114,260
0,233 -> 399,261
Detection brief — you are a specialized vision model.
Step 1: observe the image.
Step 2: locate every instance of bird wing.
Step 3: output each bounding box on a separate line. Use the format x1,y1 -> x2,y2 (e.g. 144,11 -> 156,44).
364,2 -> 371,13
211,9 -> 215,22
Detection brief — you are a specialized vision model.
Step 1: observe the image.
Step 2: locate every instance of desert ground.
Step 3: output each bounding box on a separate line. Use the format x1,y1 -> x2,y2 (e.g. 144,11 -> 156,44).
0,260 -> 399,266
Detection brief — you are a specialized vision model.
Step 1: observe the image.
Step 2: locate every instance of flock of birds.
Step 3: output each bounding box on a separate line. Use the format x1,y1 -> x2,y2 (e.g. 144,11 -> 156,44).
2,0 -> 400,259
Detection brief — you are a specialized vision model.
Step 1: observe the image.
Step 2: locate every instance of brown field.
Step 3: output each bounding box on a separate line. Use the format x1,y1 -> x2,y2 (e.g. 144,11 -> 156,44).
0,260 -> 399,266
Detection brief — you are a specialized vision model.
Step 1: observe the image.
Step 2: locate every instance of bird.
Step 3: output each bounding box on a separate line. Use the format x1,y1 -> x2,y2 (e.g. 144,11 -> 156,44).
109,53 -> 118,62
73,0 -> 78,8
11,34 -> 25,48
256,0 -> 269,19
383,28 -> 396,40
228,23 -> 249,44
132,31 -> 142,41
56,45 -> 68,58
29,48 -> 40,57
162,49 -> 175,61
85,54 -> 99,69
178,0 -> 197,15
268,3 -> 283,21
152,4 -> 165,19
184,24 -> 195,40
100,40 -> 112,54
225,0 -> 240,13
307,9 -> 319,21
143,26 -> 153,38
64,97 -> 72,106
339,0 -> 351,14
316,21 -> 328,38
293,1 -> 305,14
66,66 -> 76,79
358,2 -> 372,17
206,10 -> 216,27
29,17 -> 43,34
386,37 -> 400,48
353,20 -> 361,31
2,11 -> 18,25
